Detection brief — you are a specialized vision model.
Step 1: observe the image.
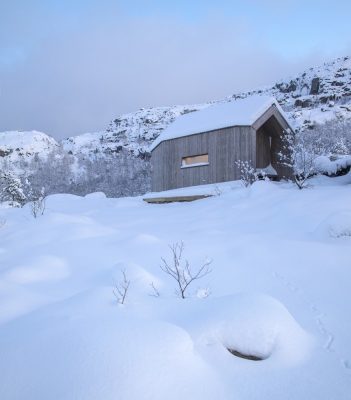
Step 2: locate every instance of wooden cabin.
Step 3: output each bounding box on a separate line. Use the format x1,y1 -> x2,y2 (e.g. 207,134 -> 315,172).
150,96 -> 293,192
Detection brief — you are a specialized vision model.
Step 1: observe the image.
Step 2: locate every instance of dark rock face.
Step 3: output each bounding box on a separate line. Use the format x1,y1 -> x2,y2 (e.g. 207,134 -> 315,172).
276,80 -> 297,93
331,81 -> 344,87
0,149 -> 12,157
320,94 -> 336,103
310,77 -> 320,95
137,151 -> 151,160
294,99 -> 313,108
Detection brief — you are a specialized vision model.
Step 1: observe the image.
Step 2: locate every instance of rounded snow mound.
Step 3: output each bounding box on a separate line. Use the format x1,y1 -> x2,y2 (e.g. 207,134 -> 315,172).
315,211 -> 351,239
195,293 -> 312,365
84,192 -> 107,200
0,297 -> 224,400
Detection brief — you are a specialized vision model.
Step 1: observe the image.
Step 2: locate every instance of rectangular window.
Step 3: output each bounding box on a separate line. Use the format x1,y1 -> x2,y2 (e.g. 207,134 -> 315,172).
181,154 -> 209,168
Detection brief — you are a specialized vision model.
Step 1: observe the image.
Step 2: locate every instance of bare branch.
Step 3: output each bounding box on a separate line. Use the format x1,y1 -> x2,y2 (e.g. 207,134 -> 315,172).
0,218 -> 6,229
159,242 -> 212,298
113,269 -> 130,304
149,281 -> 160,297
30,192 -> 46,218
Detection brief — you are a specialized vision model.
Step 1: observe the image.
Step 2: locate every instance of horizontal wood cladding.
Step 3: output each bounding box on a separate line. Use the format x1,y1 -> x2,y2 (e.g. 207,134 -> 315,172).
151,126 -> 256,191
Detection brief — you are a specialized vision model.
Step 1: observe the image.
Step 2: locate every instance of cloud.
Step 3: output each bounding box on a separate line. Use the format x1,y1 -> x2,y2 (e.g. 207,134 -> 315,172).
0,3 -> 349,139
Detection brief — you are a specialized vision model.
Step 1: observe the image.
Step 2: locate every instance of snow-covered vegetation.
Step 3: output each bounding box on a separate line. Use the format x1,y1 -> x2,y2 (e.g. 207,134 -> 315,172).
0,177 -> 350,399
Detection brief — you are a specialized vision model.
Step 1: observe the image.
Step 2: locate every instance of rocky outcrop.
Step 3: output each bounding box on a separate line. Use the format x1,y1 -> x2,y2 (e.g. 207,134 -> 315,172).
310,77 -> 320,95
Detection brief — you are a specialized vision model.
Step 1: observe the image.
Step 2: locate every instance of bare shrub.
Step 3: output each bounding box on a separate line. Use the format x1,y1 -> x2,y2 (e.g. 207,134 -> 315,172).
279,131 -> 316,189
30,188 -> 46,218
303,119 -> 351,156
235,160 -> 258,187
160,242 -> 212,299
279,119 -> 351,189
113,269 -> 131,304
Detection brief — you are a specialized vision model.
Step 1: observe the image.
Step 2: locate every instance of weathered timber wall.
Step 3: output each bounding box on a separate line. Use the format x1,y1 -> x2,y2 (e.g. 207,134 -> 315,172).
151,126 -> 255,191
151,105 -> 293,191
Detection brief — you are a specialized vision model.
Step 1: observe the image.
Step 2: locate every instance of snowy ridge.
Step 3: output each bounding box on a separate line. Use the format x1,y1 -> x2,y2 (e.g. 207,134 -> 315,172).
63,55 -> 351,158
0,131 -> 58,162
62,104 -> 207,159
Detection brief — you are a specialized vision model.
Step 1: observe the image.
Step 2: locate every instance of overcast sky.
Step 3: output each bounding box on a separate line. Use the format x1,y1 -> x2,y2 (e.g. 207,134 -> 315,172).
1,0 -> 351,139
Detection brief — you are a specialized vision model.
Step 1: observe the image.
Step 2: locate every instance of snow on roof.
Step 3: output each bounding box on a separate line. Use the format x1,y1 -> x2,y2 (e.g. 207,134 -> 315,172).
150,96 -> 286,151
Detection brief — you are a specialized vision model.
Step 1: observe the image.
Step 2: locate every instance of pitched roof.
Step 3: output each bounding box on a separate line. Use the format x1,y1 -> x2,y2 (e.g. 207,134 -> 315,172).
150,96 -> 288,151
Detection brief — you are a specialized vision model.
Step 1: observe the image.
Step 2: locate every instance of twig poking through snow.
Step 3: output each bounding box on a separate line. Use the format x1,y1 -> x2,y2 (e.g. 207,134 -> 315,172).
0,217 -> 6,229
113,269 -> 130,305
160,241 -> 212,299
149,281 -> 160,297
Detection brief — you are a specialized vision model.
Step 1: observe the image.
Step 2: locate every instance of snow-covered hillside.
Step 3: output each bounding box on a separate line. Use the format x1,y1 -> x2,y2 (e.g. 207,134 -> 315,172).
0,177 -> 350,399
62,104 -> 207,158
62,55 -> 351,158
0,131 -> 58,166
239,55 -> 351,131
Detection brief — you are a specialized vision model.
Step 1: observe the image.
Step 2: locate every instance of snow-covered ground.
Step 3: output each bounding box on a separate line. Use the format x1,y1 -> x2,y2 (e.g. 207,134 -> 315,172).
0,177 -> 351,399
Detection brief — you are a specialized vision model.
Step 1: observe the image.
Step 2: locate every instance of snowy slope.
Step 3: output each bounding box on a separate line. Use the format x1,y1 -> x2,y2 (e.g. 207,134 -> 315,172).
0,131 -> 58,163
0,177 -> 351,399
240,55 -> 351,131
62,105 -> 207,159
63,55 -> 351,158
0,130 -> 61,182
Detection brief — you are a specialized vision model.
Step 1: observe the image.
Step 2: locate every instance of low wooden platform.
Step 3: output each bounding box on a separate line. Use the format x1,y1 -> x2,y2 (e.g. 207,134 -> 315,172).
143,194 -> 212,204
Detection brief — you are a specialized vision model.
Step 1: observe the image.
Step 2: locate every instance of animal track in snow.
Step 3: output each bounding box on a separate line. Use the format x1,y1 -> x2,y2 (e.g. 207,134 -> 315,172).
341,359 -> 351,372
272,271 -> 350,375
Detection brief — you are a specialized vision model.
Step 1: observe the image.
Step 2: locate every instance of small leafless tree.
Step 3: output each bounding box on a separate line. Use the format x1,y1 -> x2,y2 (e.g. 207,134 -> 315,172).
235,160 -> 258,187
30,188 -> 46,218
113,269 -> 130,304
160,242 -> 212,299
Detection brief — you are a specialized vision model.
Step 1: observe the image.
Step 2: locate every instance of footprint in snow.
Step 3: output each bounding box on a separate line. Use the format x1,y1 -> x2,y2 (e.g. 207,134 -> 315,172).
341,360 -> 351,373
273,271 -> 341,360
